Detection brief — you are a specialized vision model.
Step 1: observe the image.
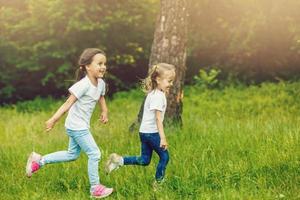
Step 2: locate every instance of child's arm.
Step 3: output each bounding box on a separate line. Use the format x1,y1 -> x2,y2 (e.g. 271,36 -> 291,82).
45,94 -> 77,132
155,110 -> 168,150
99,95 -> 108,124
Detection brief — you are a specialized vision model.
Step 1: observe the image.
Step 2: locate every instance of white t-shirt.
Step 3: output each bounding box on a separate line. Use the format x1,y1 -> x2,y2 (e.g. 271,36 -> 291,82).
65,76 -> 105,130
139,89 -> 167,133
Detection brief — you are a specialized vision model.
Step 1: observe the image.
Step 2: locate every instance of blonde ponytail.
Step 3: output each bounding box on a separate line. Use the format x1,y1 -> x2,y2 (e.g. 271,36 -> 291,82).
141,63 -> 175,93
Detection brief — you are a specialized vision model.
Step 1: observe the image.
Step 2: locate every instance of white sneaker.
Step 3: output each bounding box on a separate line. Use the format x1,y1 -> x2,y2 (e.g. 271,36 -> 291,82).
105,153 -> 122,174
26,152 -> 42,177
153,179 -> 165,192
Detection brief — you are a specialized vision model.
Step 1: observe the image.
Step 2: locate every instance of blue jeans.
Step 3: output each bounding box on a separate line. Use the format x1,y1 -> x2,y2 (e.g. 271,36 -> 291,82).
123,132 -> 169,181
42,129 -> 101,187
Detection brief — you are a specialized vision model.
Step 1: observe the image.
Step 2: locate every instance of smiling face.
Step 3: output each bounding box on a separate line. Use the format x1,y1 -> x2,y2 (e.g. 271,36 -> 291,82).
156,69 -> 176,93
86,53 -> 107,79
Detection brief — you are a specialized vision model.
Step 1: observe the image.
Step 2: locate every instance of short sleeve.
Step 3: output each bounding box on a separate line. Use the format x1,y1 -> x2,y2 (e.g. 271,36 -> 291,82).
100,79 -> 106,96
149,92 -> 164,112
68,79 -> 88,99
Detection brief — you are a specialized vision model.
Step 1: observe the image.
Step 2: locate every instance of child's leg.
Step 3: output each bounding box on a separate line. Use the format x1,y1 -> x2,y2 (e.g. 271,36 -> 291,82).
149,133 -> 169,181
42,136 -> 81,166
73,130 -> 101,187
123,133 -> 153,166
26,134 -> 81,177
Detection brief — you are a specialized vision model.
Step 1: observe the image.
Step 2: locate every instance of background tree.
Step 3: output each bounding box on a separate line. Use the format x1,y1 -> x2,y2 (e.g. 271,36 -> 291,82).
149,0 -> 188,124
130,0 -> 188,129
1,0 -> 300,104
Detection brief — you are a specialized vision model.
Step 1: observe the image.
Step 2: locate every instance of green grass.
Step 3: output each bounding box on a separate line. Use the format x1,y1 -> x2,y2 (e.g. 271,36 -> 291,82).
0,82 -> 299,199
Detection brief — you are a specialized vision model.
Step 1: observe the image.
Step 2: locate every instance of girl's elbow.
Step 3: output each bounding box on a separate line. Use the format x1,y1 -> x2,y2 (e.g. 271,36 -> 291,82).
99,95 -> 105,101
156,119 -> 163,126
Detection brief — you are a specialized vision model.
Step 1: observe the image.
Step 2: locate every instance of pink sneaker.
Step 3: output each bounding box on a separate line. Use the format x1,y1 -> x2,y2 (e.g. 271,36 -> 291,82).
26,152 -> 42,177
91,184 -> 113,199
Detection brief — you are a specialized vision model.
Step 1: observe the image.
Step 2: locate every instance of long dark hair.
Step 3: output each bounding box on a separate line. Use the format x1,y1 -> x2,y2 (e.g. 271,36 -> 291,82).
75,48 -> 106,81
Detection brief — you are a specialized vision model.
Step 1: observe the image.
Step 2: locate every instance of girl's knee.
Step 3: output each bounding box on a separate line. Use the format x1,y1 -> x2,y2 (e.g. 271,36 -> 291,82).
137,156 -> 151,166
69,152 -> 80,161
89,148 -> 101,160
161,152 -> 169,164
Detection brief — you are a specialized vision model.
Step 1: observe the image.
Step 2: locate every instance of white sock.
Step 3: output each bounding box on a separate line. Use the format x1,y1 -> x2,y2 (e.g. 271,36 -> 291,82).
39,157 -> 45,166
119,157 -> 124,166
90,185 -> 98,192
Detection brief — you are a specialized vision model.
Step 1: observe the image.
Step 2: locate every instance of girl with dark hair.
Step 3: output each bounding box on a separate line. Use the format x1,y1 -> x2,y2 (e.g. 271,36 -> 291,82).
25,48 -> 113,198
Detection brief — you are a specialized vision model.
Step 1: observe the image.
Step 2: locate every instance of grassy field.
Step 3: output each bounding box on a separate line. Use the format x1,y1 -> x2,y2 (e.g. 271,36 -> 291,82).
0,82 -> 299,200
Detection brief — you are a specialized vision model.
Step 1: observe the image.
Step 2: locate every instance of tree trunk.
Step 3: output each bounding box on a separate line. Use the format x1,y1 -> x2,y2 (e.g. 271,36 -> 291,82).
149,0 -> 188,125
129,0 -> 187,131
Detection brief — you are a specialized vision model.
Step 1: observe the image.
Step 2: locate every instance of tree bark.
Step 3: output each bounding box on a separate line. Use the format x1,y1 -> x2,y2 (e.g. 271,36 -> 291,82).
129,0 -> 188,131
149,0 -> 188,125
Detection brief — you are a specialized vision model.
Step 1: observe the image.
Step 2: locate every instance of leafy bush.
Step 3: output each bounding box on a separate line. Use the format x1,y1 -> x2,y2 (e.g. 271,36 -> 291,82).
15,97 -> 60,113
194,68 -> 221,89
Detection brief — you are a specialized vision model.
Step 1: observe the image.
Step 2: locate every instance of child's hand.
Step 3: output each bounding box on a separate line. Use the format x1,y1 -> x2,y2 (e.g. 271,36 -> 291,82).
45,119 -> 55,132
99,112 -> 108,124
160,138 -> 168,150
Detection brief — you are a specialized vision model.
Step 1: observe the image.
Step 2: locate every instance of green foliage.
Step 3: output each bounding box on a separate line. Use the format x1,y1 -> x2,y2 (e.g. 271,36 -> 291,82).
0,83 -> 299,199
0,0 -> 158,102
14,96 -> 61,113
187,0 -> 300,82
194,68 -> 221,89
1,0 -> 300,103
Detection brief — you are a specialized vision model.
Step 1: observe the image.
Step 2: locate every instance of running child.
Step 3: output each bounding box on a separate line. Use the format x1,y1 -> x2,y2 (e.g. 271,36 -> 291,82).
26,48 -> 113,198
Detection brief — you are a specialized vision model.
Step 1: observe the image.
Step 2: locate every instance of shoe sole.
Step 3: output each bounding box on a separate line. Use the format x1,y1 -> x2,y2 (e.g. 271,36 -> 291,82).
105,154 -> 121,174
105,154 -> 114,174
26,152 -> 34,177
90,189 -> 113,199
26,152 -> 41,178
